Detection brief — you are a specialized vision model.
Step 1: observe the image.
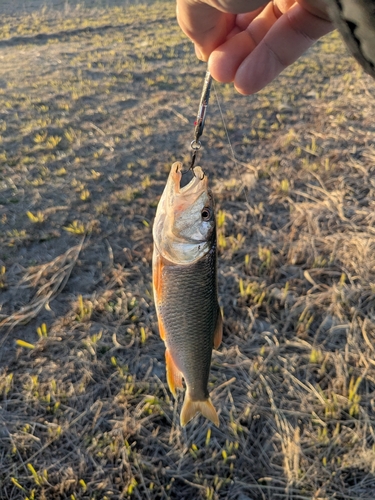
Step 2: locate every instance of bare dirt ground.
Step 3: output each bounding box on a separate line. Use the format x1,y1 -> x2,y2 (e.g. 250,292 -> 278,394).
1,1 -> 375,499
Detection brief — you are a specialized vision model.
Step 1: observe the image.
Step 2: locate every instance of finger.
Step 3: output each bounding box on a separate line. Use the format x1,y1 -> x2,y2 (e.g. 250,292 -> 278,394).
213,4 -> 266,44
235,4 -> 278,31
208,32 -> 256,81
176,0 -> 234,61
234,3 -> 333,94
208,2 -> 280,82
245,2 -> 281,44
191,0 -> 268,14
230,5 -> 266,30
176,0 -> 268,61
299,0 -> 331,21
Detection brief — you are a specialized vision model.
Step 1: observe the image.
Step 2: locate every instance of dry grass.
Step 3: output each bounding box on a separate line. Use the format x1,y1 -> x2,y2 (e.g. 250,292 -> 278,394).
0,241 -> 84,331
1,1 -> 375,499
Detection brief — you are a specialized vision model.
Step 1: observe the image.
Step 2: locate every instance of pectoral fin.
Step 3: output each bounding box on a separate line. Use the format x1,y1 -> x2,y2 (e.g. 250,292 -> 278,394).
165,349 -> 183,398
152,250 -> 164,303
180,392 -> 219,427
213,307 -> 223,349
153,250 -> 166,341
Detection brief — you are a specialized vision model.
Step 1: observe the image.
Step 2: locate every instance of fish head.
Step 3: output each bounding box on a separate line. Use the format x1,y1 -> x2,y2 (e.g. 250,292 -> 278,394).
153,162 -> 215,264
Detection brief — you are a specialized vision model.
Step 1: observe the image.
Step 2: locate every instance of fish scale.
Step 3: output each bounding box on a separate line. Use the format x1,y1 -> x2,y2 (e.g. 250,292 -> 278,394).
158,243 -> 218,401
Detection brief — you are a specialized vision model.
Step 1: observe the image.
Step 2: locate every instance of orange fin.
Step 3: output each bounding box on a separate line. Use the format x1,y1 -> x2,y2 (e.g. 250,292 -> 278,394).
152,250 -> 164,303
165,349 -> 183,398
158,317 -> 166,341
180,392 -> 219,427
153,250 -> 166,341
213,308 -> 223,349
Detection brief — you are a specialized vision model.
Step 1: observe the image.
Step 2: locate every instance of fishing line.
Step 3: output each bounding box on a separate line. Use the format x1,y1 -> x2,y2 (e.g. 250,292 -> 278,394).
189,69 -> 257,232
212,82 -> 258,229
212,82 -> 262,340
212,83 -> 249,199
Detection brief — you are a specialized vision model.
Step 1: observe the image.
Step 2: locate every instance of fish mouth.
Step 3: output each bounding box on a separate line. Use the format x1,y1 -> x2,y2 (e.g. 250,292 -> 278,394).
172,162 -> 207,196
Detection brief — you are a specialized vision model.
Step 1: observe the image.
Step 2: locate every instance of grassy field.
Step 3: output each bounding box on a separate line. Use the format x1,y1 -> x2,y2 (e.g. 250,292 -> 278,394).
1,1 -> 375,499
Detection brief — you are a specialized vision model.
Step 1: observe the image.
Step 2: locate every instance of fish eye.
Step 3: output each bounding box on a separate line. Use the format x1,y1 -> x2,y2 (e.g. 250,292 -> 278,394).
201,207 -> 211,221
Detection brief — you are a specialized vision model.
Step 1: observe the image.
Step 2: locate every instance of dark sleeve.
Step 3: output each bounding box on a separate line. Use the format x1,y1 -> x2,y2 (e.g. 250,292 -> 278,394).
327,0 -> 375,78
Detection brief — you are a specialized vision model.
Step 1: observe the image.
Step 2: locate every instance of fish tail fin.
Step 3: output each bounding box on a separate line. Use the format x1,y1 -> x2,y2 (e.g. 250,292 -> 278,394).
180,392 -> 219,427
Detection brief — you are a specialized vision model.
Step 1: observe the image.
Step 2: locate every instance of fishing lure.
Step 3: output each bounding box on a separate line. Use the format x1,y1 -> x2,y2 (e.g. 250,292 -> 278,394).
189,70 -> 213,170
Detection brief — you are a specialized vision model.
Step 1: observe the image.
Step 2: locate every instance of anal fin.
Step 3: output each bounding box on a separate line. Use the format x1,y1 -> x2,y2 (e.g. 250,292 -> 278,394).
213,307 -> 223,349
180,392 -> 219,427
165,349 -> 183,398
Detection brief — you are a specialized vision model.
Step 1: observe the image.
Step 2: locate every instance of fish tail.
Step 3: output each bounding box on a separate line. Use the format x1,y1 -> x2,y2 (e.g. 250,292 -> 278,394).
180,391 -> 219,427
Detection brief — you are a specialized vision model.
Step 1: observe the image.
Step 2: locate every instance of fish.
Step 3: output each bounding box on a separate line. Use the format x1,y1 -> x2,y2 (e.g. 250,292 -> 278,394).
152,161 -> 222,427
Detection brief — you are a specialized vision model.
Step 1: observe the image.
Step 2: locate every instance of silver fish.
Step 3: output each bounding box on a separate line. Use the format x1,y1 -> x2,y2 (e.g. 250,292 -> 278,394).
153,162 -> 222,427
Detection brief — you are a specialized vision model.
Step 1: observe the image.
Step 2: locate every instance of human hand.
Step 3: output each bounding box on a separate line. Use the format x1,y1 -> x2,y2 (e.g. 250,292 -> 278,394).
176,0 -> 333,94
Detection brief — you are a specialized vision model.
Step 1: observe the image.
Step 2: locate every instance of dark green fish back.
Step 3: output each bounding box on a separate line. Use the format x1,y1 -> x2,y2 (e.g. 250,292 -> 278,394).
159,237 -> 218,401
